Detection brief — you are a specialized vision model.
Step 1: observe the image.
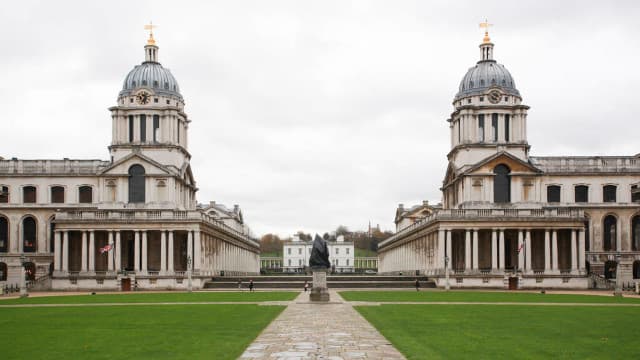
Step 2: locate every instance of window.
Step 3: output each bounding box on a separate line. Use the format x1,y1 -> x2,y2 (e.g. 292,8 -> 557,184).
479,96 -> 484,102
288,259 -> 291,266
546,185 -> 561,203
491,113 -> 498,142
51,186 -> 65,203
346,248 -> 350,254
154,98 -> 158,103
504,114 -> 510,142
128,165 -> 146,203
177,122 -> 180,145
603,215 -> 617,251
346,259 -> 349,266
632,216 -> 640,251
493,164 -> 511,203
0,262 -> 6,281
584,219 -> 590,252
467,99 -> 471,104
0,186 -> 8,203
336,248 -> 339,255
23,186 -> 36,203
632,185 -> 640,202
335,259 -> 339,266
128,115 -> 134,142
574,185 -> 588,203
0,216 -> 7,252
23,216 -> 36,253
478,114 -> 485,142
153,115 -> 160,142
288,248 -> 291,255
603,185 -> 617,202
78,186 -> 92,203
298,248 -> 302,255
140,114 -> 146,142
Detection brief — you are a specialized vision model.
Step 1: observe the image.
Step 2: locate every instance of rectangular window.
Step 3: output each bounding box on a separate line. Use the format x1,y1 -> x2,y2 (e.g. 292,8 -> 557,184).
128,115 -> 134,142
23,186 -> 36,203
0,186 -> 8,203
51,186 -> 65,203
177,122 -> 180,145
336,248 -> 339,255
478,114 -> 485,142
140,115 -> 146,142
287,248 -> 291,255
632,185 -> 640,202
298,248 -> 302,255
603,185 -> 617,202
335,259 -> 339,266
492,113 -> 498,142
153,115 -> 160,142
346,248 -> 350,254
504,114 -> 510,142
575,185 -> 589,203
547,185 -> 561,203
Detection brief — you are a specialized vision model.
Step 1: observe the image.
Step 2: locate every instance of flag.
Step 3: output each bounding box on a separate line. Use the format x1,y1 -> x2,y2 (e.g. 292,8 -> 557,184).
100,243 -> 113,254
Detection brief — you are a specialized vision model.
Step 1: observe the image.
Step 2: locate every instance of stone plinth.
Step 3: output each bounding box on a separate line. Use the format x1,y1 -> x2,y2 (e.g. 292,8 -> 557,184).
310,269 -> 330,302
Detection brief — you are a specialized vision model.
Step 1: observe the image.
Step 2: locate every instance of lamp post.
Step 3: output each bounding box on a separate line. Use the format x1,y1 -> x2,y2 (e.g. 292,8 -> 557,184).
614,253 -> 622,297
19,254 -> 28,298
187,255 -> 192,293
444,256 -> 450,291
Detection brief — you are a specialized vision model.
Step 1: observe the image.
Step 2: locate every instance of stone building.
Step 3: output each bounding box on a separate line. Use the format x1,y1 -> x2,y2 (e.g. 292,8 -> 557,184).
283,235 -> 355,273
378,29 -> 640,289
0,31 -> 260,290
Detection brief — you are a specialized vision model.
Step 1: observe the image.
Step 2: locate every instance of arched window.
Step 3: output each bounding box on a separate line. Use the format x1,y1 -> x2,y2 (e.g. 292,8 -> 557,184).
493,164 -> 511,203
51,186 -> 65,203
633,261 -> 640,279
603,185 -> 617,202
603,215 -> 617,251
546,185 -> 561,203
575,185 -> 589,203
23,186 -> 36,203
632,215 -> 640,251
128,165 -> 146,203
0,262 -> 6,281
78,186 -> 93,203
23,216 -> 37,253
0,216 -> 7,252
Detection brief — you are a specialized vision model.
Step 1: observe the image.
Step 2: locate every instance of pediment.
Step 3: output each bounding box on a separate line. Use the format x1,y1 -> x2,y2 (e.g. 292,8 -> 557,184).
466,152 -> 541,176
99,152 -> 174,176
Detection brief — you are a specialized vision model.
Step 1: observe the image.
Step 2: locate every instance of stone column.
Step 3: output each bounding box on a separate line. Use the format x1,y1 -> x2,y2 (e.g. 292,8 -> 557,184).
168,231 -> 174,272
465,230 -> 471,271
134,231 -> 140,272
551,230 -> 558,271
571,229 -> 578,272
187,231 -> 193,270
438,229 -> 445,270
115,231 -> 121,271
81,231 -> 88,272
491,229 -> 498,270
498,230 -> 505,270
518,230 -> 524,271
62,231 -> 69,272
89,231 -> 95,272
108,231 -> 114,271
141,231 -> 148,272
54,231 -> 61,271
193,230 -> 201,271
578,229 -> 586,272
525,230 -> 531,272
544,230 -> 551,271
445,230 -> 452,270
472,229 -> 479,270
160,231 -> 167,273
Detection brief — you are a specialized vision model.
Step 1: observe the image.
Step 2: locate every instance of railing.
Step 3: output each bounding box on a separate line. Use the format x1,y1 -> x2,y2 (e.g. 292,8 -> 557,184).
0,159 -> 109,175
380,207 -> 585,248
530,156 -> 640,173
589,272 -> 615,290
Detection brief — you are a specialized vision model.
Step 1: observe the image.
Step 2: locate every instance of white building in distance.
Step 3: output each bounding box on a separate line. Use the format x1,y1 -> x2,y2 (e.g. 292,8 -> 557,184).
0,30 -> 260,290
283,235 -> 354,273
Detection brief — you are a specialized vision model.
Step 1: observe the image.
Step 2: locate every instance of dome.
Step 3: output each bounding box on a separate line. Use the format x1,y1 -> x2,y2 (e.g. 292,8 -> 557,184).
455,60 -> 519,101
119,61 -> 182,99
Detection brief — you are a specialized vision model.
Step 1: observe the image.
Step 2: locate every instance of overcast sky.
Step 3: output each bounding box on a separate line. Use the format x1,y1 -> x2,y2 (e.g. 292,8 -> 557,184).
1,1 -> 639,237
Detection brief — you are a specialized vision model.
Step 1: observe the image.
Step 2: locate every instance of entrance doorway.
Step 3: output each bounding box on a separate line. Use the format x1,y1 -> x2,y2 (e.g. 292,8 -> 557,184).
508,277 -> 518,290
121,278 -> 131,291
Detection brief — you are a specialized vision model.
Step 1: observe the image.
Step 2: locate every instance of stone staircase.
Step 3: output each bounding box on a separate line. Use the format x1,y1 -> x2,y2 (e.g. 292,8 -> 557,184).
203,275 -> 435,289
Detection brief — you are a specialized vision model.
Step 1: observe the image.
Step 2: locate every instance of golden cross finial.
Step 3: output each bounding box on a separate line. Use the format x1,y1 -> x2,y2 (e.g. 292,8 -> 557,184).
479,19 -> 493,43
144,21 -> 157,45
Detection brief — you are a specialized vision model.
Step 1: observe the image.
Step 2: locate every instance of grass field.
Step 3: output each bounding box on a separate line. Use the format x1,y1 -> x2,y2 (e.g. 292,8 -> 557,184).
340,290 -> 640,303
356,304 -> 640,359
0,291 -> 298,305
0,304 -> 284,360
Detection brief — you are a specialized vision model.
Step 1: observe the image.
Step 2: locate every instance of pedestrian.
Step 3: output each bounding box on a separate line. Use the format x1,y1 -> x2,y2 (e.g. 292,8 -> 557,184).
415,278 -> 420,292
304,281 -> 309,292
249,279 -> 254,292
237,279 -> 242,290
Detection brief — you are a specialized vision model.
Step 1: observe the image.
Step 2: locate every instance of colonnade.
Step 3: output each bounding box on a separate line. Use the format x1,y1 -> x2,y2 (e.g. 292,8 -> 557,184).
354,257 -> 379,269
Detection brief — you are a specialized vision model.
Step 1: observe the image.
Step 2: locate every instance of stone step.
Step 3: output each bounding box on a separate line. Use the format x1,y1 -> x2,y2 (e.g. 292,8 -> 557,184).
203,275 -> 436,289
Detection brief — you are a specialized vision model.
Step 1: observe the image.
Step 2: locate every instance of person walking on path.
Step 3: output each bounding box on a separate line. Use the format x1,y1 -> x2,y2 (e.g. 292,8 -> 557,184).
415,278 -> 420,291
303,281 -> 309,292
237,279 -> 242,290
249,279 -> 254,292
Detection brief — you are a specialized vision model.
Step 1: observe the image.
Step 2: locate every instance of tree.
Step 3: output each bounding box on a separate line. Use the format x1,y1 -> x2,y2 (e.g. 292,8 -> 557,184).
335,225 -> 350,236
260,234 -> 283,255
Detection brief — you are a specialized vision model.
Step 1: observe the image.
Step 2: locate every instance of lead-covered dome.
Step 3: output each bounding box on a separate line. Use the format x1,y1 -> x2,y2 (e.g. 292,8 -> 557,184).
119,62 -> 181,99
455,60 -> 519,101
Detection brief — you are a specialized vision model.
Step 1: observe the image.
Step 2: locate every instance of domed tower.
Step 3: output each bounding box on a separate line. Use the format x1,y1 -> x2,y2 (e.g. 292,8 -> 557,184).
108,28 -> 191,170
447,26 -> 530,171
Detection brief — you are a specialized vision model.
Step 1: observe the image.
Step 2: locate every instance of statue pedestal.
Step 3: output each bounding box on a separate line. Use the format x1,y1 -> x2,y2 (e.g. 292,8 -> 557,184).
310,269 -> 330,302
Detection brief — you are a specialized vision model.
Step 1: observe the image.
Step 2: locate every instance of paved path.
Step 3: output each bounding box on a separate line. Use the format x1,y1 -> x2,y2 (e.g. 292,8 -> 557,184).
240,291 -> 406,360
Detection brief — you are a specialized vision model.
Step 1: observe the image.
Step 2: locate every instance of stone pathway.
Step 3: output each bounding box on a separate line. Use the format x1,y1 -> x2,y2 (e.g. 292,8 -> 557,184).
240,291 -> 406,360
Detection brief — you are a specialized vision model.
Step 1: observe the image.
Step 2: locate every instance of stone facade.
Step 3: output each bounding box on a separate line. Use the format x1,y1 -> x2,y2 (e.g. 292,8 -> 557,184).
378,31 -> 640,289
0,35 -> 259,290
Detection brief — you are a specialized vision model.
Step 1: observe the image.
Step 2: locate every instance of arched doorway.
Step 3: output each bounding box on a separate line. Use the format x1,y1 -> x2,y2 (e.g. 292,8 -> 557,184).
24,262 -> 36,281
0,215 -> 8,252
22,216 -> 37,253
493,164 -> 511,203
603,215 -> 617,251
0,262 -> 7,281
604,260 -> 617,279
632,215 -> 640,251
633,261 -> 640,279
128,165 -> 146,203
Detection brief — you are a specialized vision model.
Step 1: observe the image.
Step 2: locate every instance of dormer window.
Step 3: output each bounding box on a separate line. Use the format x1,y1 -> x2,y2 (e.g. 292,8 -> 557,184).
153,80 -> 159,88
164,82 -> 169,89
142,80 -> 147,86
132,81 -> 136,87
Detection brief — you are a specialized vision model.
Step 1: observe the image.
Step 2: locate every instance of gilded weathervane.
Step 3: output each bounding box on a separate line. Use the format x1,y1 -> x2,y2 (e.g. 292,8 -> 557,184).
144,21 -> 157,45
479,19 -> 493,43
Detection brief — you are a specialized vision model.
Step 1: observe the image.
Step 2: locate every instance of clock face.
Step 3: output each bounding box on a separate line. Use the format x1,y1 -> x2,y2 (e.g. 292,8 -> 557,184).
488,90 -> 501,104
136,91 -> 151,105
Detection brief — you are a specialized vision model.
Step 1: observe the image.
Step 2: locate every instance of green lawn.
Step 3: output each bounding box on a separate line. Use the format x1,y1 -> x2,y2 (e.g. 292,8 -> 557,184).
0,291 -> 298,305
0,304 -> 283,360
356,304 -> 639,359
340,290 -> 640,304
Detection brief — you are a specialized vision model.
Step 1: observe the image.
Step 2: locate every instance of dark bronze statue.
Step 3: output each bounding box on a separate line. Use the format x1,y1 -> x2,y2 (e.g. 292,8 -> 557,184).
309,234 -> 330,269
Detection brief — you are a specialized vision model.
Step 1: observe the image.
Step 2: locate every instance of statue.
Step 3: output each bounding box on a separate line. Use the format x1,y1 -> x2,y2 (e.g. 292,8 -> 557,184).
309,234 -> 330,269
